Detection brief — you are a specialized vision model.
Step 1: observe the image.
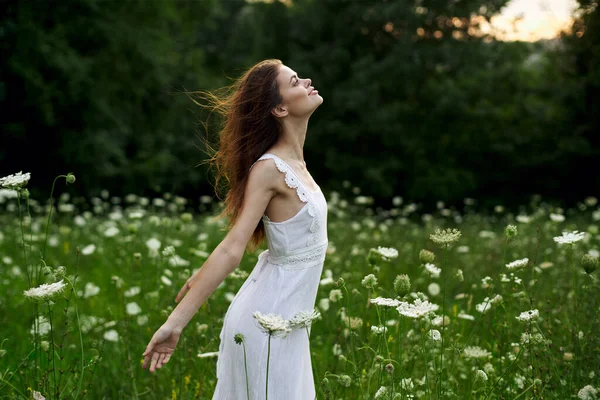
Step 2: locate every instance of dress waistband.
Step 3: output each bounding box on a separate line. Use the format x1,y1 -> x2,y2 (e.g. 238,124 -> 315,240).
258,240 -> 328,270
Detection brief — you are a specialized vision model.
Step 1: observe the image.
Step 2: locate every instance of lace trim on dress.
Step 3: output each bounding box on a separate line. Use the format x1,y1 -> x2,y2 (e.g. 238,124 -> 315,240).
266,240 -> 328,270
270,157 -> 310,203
252,153 -> 321,246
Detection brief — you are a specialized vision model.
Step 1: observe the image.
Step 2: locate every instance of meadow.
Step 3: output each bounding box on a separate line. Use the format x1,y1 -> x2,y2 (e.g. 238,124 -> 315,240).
0,172 -> 598,399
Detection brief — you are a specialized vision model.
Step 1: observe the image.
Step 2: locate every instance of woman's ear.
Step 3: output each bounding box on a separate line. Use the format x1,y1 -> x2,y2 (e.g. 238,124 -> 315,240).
271,105 -> 288,118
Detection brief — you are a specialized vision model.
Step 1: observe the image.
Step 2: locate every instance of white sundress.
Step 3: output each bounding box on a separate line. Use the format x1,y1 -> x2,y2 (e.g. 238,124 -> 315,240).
213,153 -> 329,400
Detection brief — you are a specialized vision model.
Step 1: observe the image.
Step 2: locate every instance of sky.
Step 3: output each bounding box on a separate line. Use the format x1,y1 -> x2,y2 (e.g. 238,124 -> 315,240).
488,0 -> 580,41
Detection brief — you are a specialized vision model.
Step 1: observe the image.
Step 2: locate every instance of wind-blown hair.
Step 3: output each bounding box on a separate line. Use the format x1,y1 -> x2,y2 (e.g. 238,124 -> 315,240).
188,59 -> 283,253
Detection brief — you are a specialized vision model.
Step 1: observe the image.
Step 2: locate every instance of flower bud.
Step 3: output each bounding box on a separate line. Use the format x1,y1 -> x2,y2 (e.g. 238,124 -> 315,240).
367,248 -> 379,266
338,374 -> 351,387
455,269 -> 464,282
385,363 -> 394,374
472,369 -> 488,390
419,249 -> 435,263
393,274 -> 411,297
581,254 -> 598,274
180,213 -> 193,223
133,252 -> 142,261
54,266 -> 66,279
42,266 -> 53,277
0,349 -> 6,358
41,340 -> 50,352
505,224 -> 518,239
21,188 -> 30,198
66,173 -> 76,184
361,274 -> 378,289
234,333 -> 245,345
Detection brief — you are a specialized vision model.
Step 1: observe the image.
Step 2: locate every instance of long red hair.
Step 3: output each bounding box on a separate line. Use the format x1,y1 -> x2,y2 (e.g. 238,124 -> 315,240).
188,59 -> 284,253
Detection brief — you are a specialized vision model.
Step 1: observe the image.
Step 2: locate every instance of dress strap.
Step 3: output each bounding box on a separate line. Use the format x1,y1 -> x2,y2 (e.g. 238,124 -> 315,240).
249,153 -> 311,203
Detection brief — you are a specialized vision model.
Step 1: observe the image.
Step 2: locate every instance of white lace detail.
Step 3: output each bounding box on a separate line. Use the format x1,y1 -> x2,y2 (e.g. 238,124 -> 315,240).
251,153 -> 321,246
266,241 -> 328,270
271,157 -> 310,203
306,202 -> 320,247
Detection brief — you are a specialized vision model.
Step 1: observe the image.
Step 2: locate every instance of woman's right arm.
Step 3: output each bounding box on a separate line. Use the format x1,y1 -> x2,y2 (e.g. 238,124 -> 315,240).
164,159 -> 280,333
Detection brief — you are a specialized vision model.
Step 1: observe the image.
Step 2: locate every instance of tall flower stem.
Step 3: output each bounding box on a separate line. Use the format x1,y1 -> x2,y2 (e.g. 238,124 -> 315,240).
266,334 -> 272,400
438,246 -> 448,398
47,301 -> 57,396
306,326 -> 325,400
242,341 -> 250,400
420,323 -> 432,400
16,191 -> 31,287
42,175 -> 67,264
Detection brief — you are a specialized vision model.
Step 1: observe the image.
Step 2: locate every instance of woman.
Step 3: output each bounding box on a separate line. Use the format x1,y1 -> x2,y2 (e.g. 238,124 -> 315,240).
142,59 -> 328,399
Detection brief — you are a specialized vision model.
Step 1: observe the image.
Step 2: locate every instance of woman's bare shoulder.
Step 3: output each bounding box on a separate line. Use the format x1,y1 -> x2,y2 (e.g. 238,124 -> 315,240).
248,156 -> 282,196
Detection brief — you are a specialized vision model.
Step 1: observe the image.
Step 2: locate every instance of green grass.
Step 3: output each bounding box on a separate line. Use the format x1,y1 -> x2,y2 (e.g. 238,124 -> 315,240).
0,179 -> 598,399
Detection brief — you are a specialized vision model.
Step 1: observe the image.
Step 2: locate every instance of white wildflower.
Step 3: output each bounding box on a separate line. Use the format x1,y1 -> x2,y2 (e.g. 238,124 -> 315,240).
32,391 -> 45,400
289,309 -> 320,329
126,302 -> 142,316
428,329 -> 441,341
329,289 -> 343,302
424,263 -> 441,278
401,377 -> 414,390
463,345 -> 492,359
361,274 -> 378,289
103,226 -> 119,237
429,228 -> 461,247
550,213 -> 565,222
146,238 -> 161,251
30,315 -> 51,336
370,297 -> 401,307
578,384 -> 598,400
318,298 -> 330,311
371,325 -> 387,335
374,246 -> 399,261
24,280 -> 67,302
506,258 -> 529,270
456,245 -> 470,253
160,276 -> 172,286
0,171 -> 31,189
457,311 -> 475,321
168,255 -> 190,267
197,351 -> 219,358
374,386 -> 388,398
553,231 -> 586,245
124,286 -> 141,297
516,309 -> 539,322
103,329 -> 119,342
162,245 -> 175,257
81,244 -> 96,255
320,270 -> 335,286
396,298 -> 439,319
333,343 -> 342,356
428,282 -> 440,296
253,311 -> 291,338
83,282 -> 100,298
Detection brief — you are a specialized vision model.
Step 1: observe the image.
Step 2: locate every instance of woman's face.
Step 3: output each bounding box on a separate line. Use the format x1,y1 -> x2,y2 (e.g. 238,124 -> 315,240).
272,65 -> 323,119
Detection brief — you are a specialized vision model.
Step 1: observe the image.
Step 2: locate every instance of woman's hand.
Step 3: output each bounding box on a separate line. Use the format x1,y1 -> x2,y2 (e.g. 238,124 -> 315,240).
142,323 -> 182,373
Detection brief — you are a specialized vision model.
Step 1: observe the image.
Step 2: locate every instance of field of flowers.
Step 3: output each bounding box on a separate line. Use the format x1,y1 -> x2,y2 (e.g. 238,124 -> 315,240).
0,172 -> 598,399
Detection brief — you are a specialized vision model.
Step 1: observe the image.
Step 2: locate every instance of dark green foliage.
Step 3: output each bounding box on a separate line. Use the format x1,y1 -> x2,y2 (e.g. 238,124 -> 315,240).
1,0 -> 597,210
